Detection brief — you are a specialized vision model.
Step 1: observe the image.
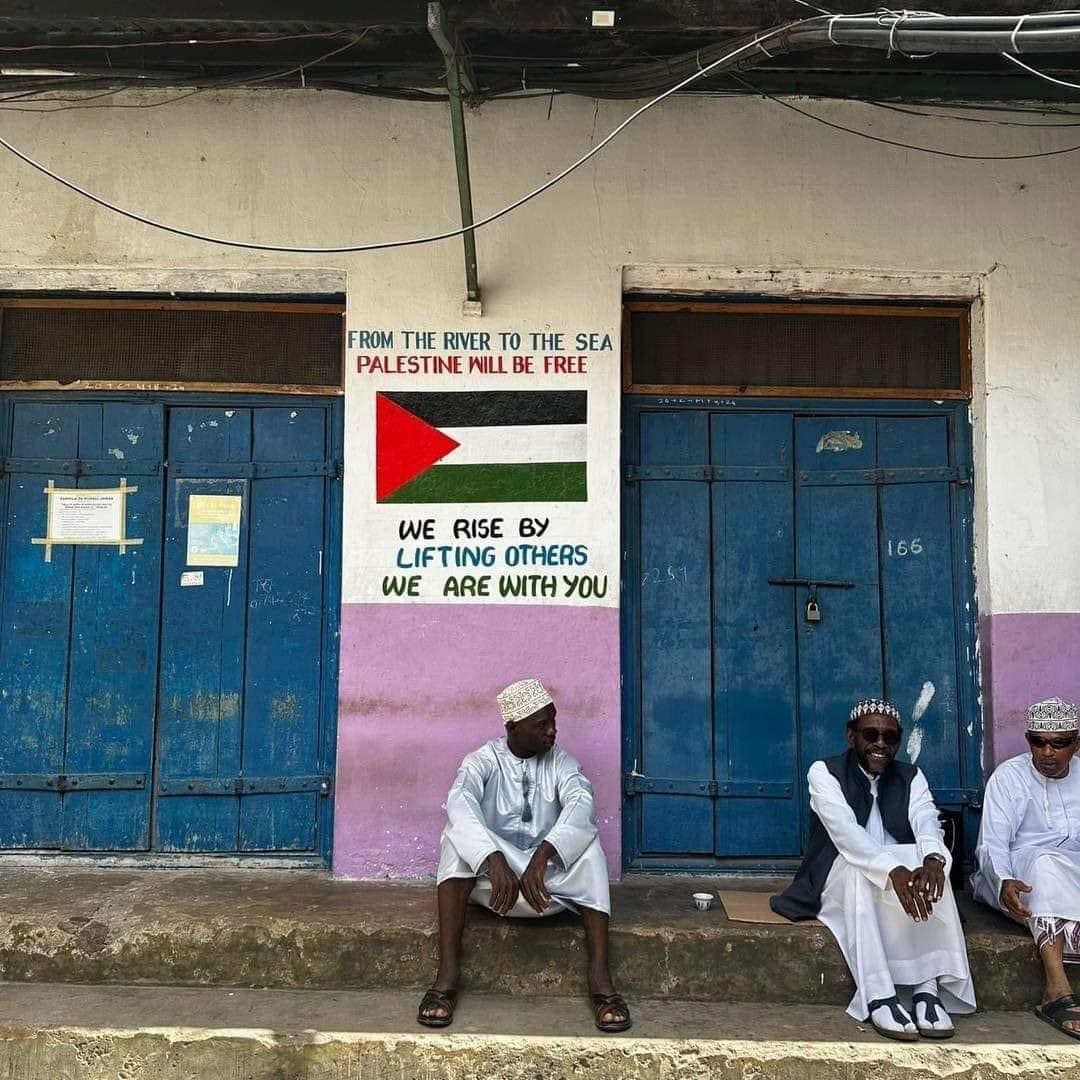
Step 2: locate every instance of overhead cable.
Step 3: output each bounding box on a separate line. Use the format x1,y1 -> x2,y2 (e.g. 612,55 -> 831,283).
2,11 -> 1080,252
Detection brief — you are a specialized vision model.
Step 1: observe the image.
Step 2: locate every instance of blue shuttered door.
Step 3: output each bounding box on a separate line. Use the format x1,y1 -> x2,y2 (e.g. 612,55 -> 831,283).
0,402 -> 161,849
798,415 -> 965,805
631,409 -> 798,858
625,403 -> 974,866
155,405 -> 333,853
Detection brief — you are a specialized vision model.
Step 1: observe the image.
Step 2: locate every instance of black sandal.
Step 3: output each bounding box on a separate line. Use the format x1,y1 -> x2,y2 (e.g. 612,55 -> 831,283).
911,992 -> 954,1039
591,992 -> 632,1033
866,996 -> 917,1042
417,987 -> 457,1028
1036,993 -> 1080,1041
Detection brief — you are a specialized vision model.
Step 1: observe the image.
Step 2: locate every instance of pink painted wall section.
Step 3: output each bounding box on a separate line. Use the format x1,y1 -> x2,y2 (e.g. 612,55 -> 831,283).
332,603 -> 622,879
981,613 -> 1080,766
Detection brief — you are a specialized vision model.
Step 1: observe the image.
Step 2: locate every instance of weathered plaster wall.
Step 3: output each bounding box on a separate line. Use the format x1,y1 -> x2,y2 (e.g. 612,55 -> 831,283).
334,604 -> 621,878
3,89 -> 1078,875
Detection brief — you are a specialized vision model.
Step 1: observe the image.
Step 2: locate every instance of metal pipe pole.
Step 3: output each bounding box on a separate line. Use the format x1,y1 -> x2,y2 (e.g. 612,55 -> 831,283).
429,2 -> 480,307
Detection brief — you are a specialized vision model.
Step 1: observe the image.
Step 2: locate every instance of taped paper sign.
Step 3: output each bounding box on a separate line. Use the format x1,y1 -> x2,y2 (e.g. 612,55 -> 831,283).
180,571 -> 204,587
51,491 -> 124,541
32,480 -> 143,562
187,494 -> 242,567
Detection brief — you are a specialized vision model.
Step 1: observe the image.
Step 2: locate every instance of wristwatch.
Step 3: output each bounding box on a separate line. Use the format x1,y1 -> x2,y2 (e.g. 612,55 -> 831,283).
924,852 -> 947,867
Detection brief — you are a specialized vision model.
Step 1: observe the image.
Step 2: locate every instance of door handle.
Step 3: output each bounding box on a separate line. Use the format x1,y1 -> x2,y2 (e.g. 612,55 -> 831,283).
767,578 -> 855,589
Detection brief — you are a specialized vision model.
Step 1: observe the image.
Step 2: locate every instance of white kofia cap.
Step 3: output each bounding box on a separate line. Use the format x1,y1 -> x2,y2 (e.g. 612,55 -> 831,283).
1027,697 -> 1079,732
497,678 -> 554,725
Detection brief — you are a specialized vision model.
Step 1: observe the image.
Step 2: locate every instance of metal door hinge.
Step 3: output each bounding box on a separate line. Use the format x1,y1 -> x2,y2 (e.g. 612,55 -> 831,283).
158,774 -> 332,796
0,772 -> 145,792
623,774 -> 793,798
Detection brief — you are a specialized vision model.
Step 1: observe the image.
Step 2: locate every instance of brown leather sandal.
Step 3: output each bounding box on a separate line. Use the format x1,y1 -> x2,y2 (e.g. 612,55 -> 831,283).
417,987 -> 457,1028
591,992 -> 632,1033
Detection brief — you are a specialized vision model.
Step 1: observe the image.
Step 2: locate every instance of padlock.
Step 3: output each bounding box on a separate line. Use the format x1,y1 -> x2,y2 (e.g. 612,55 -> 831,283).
805,596 -> 822,623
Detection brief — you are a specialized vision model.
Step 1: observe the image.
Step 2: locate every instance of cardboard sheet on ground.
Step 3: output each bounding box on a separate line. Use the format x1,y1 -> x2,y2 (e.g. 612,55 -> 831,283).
717,889 -> 818,925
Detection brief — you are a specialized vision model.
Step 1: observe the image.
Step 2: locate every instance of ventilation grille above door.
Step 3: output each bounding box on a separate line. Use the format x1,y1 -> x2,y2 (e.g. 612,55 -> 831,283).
624,300 -> 969,399
0,300 -> 344,392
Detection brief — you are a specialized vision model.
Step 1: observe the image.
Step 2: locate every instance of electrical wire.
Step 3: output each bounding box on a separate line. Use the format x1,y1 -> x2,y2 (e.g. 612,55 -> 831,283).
862,99 -> 1080,128
729,72 -> 1080,159
0,18 -> 825,254
3,11 -> 1080,250
0,31 -> 357,52
0,34 -> 367,113
1002,52 -> 1080,91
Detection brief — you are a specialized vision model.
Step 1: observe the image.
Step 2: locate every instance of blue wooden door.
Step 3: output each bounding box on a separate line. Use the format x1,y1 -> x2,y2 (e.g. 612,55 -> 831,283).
0,401 -> 162,849
155,405 -> 336,852
624,402 -> 976,867
796,414 -> 967,806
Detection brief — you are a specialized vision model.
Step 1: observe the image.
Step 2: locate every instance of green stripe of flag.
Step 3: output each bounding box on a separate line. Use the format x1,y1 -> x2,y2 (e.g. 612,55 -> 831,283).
383,462 -> 586,504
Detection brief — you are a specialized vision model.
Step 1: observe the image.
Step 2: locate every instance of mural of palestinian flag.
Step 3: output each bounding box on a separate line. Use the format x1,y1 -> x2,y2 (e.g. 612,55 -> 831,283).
376,391 -> 587,503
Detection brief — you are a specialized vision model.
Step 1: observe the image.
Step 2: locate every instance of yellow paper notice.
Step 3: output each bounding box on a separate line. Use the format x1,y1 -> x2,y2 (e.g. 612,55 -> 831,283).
187,494 -> 242,567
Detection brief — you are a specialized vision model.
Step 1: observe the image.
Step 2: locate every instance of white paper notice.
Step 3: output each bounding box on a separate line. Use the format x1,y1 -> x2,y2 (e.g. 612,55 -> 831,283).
49,491 -> 124,542
180,571 -> 204,587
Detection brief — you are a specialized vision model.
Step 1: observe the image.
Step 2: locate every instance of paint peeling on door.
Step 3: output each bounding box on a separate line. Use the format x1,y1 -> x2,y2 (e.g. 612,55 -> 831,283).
906,681 -> 936,764
816,430 -> 863,453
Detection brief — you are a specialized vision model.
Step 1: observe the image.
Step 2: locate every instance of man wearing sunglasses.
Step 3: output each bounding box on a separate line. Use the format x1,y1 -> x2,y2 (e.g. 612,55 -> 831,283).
971,696 -> 1080,1039
418,678 -> 629,1033
772,698 -> 975,1041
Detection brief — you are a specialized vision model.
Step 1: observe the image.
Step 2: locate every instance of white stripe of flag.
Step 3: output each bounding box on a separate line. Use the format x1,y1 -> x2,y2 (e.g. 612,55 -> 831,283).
438,424 -> 586,466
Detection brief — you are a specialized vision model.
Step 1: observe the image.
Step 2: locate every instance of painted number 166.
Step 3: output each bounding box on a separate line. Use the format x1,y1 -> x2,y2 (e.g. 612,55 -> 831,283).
888,538 -> 924,557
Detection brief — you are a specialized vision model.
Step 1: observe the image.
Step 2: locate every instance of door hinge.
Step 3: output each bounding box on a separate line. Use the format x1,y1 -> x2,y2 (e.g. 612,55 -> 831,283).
623,775 -> 794,798
0,772 -> 146,792
157,775 -> 332,796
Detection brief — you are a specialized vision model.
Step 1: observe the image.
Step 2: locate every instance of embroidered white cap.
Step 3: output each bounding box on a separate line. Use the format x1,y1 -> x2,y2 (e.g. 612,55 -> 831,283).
1027,697 -> 1079,733
497,678 -> 554,725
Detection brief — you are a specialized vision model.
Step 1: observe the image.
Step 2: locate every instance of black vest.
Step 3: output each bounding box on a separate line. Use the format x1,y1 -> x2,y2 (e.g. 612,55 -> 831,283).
770,749 -> 917,921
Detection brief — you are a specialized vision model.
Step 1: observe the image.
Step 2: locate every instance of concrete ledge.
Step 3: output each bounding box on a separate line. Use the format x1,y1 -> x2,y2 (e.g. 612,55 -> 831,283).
0,986 -> 1077,1080
0,868 -> 1043,1009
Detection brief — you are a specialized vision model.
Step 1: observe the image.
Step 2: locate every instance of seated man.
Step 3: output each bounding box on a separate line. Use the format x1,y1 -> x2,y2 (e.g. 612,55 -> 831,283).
772,698 -> 975,1040
417,677 -> 630,1033
971,696 -> 1080,1039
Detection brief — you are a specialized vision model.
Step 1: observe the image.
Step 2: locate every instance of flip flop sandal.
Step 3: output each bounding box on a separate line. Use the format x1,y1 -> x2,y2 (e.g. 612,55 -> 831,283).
866,996 -> 918,1042
417,987 -> 458,1028
1035,993 -> 1080,1041
591,992 -> 632,1033
912,992 -> 955,1039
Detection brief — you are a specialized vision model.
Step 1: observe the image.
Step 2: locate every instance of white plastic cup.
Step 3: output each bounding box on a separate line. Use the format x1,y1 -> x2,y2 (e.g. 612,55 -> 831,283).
693,892 -> 715,912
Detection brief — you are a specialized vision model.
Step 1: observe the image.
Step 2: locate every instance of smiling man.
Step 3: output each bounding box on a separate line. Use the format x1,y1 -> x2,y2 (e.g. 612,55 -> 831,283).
417,678 -> 629,1033
971,696 -> 1080,1040
772,698 -> 975,1040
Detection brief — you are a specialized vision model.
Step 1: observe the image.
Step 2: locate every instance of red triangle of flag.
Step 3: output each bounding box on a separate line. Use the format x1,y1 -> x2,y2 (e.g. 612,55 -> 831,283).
376,394 -> 460,501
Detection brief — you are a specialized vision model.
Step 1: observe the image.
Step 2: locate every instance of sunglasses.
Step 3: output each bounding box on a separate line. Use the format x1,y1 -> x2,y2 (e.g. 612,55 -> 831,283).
1026,734 -> 1078,751
856,727 -> 901,747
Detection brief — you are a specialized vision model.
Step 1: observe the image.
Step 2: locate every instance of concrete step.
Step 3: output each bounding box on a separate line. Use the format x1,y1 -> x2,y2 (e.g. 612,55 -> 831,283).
0,867 -> 1043,1009
0,983 -> 1075,1080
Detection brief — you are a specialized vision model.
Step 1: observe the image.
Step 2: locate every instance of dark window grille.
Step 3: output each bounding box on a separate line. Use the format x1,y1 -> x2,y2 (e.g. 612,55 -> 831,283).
625,301 -> 969,398
0,302 -> 343,390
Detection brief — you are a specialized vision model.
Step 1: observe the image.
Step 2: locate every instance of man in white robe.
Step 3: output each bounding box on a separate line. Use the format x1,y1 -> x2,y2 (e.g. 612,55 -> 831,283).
971,696 -> 1080,1039
417,678 -> 630,1032
772,698 -> 975,1040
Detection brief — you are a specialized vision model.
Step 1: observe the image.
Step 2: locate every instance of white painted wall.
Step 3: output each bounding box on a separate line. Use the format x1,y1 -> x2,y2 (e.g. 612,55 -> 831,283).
2,88 -> 1078,617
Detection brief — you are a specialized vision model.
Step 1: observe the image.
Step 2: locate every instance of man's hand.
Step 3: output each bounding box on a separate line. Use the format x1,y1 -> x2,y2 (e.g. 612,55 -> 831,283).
486,852 -> 520,915
889,865 -> 931,921
520,840 -> 556,914
1001,878 -> 1033,919
910,856 -> 947,906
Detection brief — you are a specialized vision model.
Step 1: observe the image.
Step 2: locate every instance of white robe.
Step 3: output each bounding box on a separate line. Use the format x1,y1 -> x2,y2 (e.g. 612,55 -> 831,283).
971,752 -> 1080,952
436,737 -> 610,917
809,760 -> 976,1020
